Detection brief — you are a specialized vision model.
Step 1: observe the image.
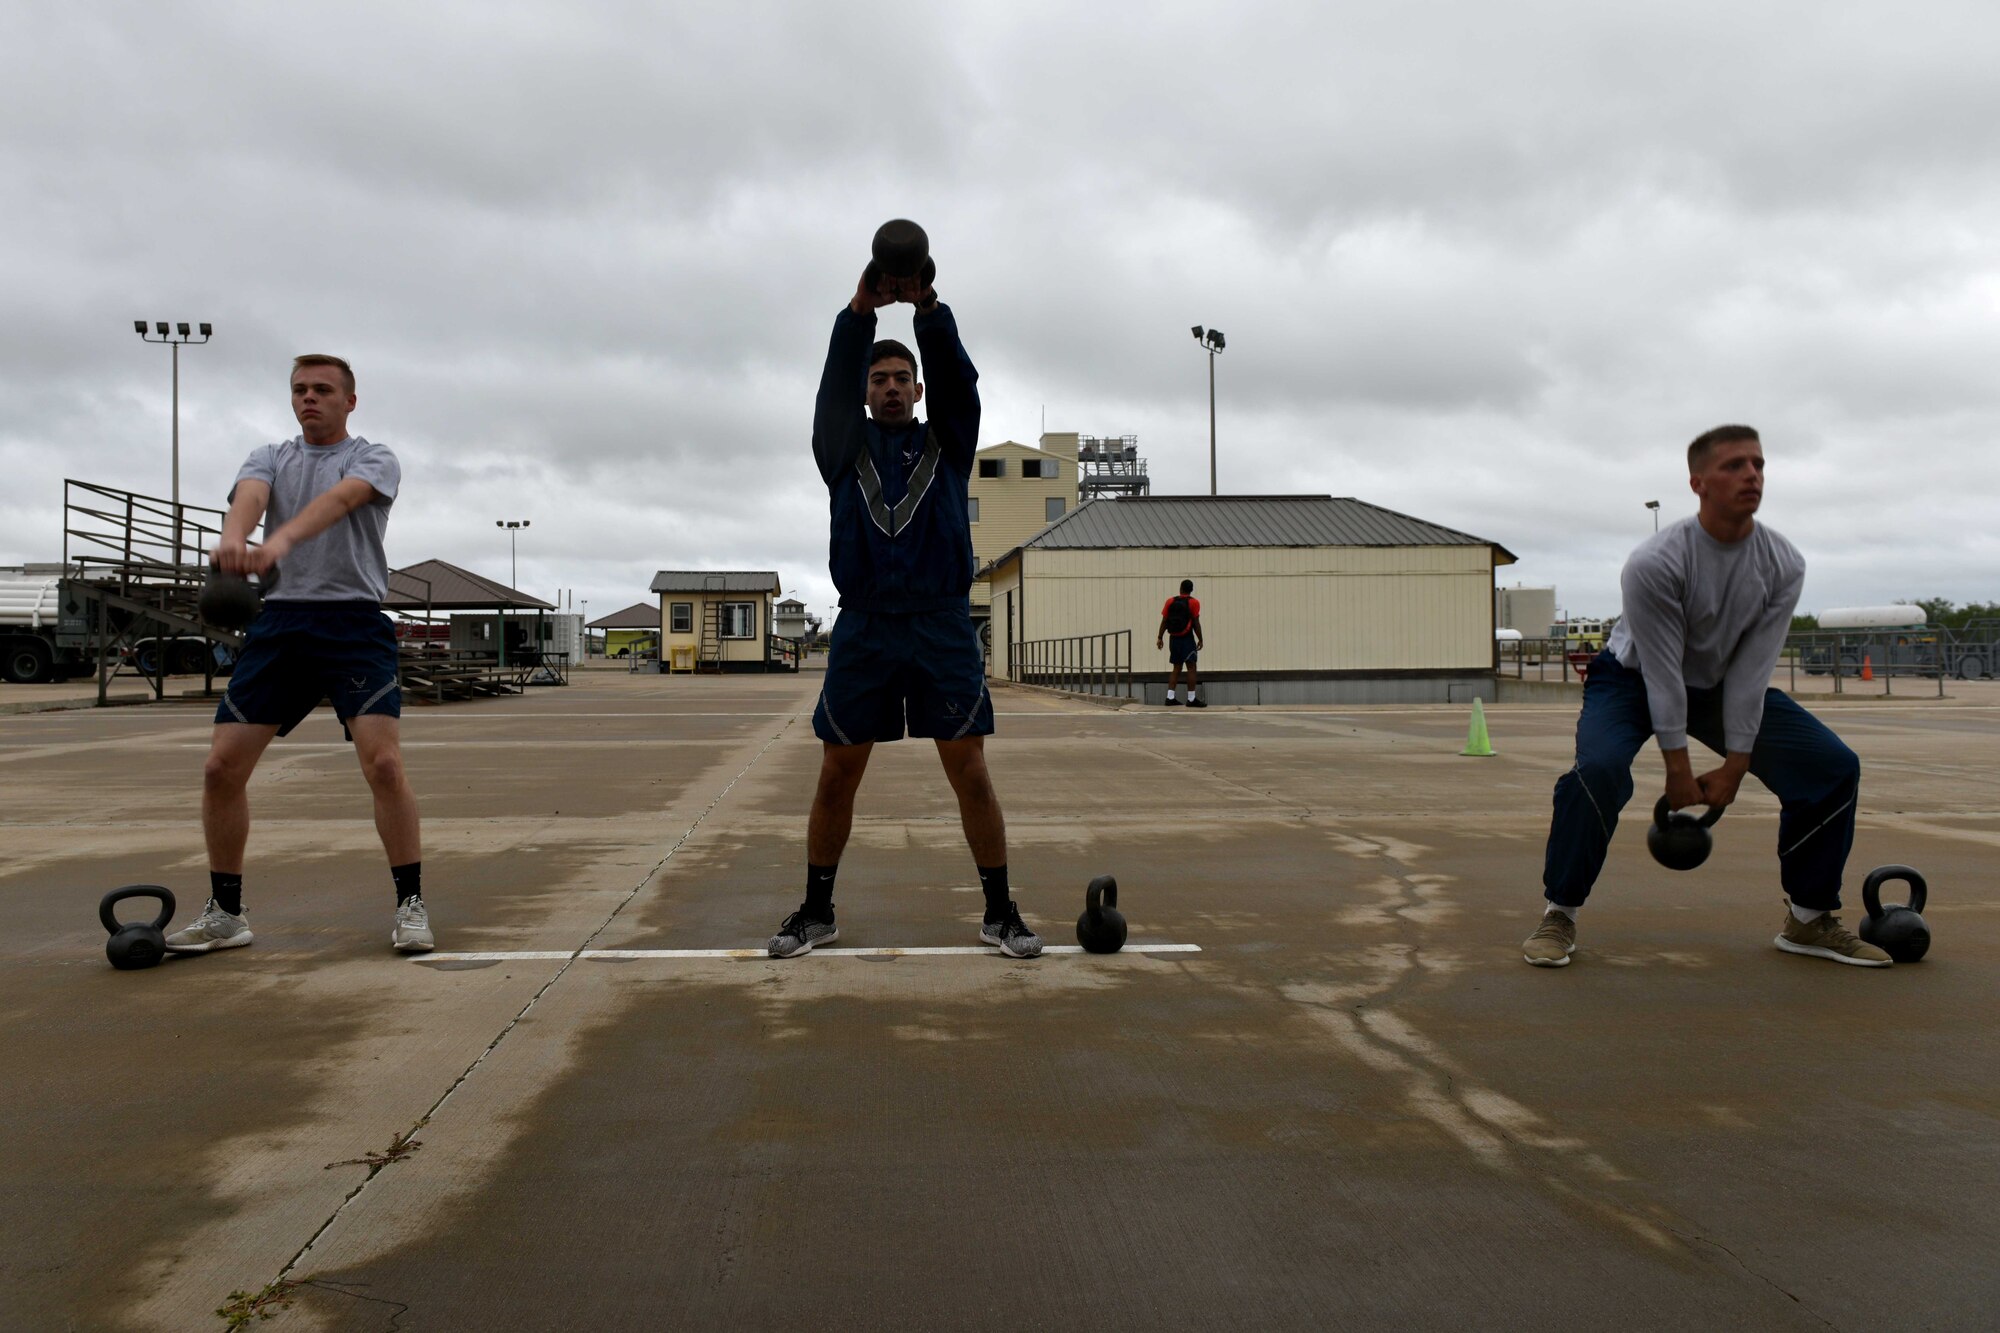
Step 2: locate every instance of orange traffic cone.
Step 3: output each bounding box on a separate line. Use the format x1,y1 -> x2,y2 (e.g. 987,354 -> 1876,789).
1860,654 -> 1874,681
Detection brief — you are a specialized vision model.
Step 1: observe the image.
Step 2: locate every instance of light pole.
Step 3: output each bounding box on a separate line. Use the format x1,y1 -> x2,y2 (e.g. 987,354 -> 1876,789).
134,319 -> 213,570
1191,325 -> 1225,495
495,520 -> 530,587
1645,499 -> 1660,532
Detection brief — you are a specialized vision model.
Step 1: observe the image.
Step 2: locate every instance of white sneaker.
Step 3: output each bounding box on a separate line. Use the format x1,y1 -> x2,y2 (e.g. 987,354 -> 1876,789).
164,898 -> 253,953
393,896 -> 435,953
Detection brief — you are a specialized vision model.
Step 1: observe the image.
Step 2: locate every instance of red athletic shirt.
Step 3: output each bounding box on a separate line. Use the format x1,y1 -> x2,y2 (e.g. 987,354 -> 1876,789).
1160,596 -> 1201,637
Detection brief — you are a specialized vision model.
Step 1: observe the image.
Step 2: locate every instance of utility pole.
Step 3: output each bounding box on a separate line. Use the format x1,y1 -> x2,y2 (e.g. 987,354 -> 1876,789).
1191,326 -> 1226,495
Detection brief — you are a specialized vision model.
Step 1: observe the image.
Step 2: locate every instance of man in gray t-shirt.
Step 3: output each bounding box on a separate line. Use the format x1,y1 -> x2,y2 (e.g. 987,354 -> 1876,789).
1522,425 -> 1887,970
166,354 -> 436,958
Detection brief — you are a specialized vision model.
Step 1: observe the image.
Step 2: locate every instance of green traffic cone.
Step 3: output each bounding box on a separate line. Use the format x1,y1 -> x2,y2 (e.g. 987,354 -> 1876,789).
1461,696 -> 1495,756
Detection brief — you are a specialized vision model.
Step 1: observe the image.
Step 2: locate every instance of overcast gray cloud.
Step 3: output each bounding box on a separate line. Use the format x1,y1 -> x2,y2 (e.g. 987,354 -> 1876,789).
4,0 -> 1997,627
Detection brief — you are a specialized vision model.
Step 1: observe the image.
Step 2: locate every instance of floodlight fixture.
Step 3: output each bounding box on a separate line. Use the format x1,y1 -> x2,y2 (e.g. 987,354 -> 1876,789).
1191,325 -> 1204,340
133,320 -> 147,335
176,322 -> 190,336
154,321 -> 168,335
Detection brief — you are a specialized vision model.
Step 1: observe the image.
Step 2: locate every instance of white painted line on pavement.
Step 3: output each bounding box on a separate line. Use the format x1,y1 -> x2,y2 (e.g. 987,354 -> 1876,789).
417,943 -> 1202,962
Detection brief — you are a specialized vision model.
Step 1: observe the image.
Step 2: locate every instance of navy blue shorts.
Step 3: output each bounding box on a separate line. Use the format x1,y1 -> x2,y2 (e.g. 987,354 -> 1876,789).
216,602 -> 402,738
814,609 -> 993,745
1168,635 -> 1200,666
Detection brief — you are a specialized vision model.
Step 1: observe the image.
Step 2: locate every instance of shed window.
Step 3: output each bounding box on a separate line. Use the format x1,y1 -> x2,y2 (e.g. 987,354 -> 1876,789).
720,602 -> 756,639
1045,497 -> 1066,523
670,602 -> 693,634
1022,459 -> 1058,479
978,458 -> 1005,478
968,498 -> 980,523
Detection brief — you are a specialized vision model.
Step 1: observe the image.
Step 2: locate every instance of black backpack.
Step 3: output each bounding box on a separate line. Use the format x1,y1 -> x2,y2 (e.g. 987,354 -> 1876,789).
1164,595 -> 1193,636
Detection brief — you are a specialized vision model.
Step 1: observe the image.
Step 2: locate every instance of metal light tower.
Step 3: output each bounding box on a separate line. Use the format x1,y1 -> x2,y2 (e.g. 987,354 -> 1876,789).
134,320 -> 213,569
1191,325 -> 1225,495
495,520 -> 530,587
1645,499 -> 1661,532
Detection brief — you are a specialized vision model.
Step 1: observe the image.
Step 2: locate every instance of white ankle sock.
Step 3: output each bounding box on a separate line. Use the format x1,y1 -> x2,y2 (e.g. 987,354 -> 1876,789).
1167,689 -> 1176,700
1789,903 -> 1826,924
1545,903 -> 1577,920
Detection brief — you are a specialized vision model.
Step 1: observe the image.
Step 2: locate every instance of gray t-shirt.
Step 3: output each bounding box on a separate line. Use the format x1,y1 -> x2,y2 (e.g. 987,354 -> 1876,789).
231,435 -> 400,604
1605,515 -> 1805,753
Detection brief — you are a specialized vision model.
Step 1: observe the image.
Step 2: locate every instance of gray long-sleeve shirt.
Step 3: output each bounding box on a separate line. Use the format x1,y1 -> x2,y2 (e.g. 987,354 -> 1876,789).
1604,516 -> 1805,753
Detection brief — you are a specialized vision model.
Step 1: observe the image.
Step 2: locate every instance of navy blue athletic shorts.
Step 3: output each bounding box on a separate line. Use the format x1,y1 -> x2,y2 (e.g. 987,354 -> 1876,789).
216,602 -> 402,738
1168,635 -> 1200,666
813,609 -> 993,745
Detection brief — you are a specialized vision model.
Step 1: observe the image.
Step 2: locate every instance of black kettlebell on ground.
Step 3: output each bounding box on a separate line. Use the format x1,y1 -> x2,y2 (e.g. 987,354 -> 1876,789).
1648,796 -> 1724,871
863,218 -> 936,295
1076,875 -> 1127,954
198,565 -> 276,631
1860,865 -> 1931,962
101,886 -> 176,970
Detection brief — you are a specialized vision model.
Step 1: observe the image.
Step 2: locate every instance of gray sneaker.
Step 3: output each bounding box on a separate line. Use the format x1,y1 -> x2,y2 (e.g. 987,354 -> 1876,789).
768,908 -> 838,959
1522,910 -> 1576,967
980,902 -> 1044,959
165,898 -> 253,953
393,896 -> 435,953
1775,903 -> 1890,967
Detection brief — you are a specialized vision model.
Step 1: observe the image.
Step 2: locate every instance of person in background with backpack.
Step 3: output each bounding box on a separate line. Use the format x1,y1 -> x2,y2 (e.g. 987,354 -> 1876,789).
1156,579 -> 1205,707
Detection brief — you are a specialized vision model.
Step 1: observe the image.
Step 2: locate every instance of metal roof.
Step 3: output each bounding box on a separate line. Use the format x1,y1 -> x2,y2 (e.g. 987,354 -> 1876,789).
649,571 -> 781,594
385,559 -> 556,611
587,602 -> 662,629
979,495 -> 1516,575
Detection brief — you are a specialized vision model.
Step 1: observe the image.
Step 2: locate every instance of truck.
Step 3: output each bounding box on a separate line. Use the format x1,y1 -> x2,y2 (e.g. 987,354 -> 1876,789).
0,569 -> 90,683
1794,605 -> 1938,677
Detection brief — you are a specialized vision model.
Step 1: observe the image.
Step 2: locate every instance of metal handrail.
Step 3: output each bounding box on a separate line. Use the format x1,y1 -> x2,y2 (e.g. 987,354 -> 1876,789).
1006,630 -> 1134,699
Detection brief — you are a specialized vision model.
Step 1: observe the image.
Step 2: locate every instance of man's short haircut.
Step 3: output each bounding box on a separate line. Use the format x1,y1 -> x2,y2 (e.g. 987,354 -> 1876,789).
293,354 -> 355,394
1687,424 -> 1758,473
868,340 -> 919,378
1180,579 -> 1195,594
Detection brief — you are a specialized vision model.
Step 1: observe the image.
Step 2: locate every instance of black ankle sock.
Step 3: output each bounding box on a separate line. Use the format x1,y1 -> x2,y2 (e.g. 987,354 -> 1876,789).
391,862 -> 422,905
804,863 -> 838,918
977,864 -> 1010,921
210,871 -> 243,916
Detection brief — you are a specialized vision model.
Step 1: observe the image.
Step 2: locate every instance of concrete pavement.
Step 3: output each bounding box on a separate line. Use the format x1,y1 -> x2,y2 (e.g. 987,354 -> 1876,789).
3,672 -> 1996,1329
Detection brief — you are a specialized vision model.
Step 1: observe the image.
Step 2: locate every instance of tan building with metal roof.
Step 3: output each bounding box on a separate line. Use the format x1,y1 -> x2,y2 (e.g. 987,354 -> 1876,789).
650,571 -> 789,673
979,495 -> 1518,705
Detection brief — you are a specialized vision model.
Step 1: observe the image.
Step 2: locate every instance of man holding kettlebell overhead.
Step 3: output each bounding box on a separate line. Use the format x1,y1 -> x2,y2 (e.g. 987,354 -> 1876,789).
767,243 -> 1043,960
166,354 -> 434,957
1523,425 -> 1887,968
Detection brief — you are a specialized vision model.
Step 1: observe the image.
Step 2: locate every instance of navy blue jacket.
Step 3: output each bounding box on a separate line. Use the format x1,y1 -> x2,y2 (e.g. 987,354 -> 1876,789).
813,303 -> 980,612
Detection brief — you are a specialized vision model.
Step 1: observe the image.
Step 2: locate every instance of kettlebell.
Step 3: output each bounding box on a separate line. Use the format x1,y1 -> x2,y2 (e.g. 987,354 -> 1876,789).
198,565 -> 276,631
864,218 -> 936,295
1075,874 -> 1127,954
1648,796 -> 1723,871
1859,864 -> 1931,963
101,885 -> 176,970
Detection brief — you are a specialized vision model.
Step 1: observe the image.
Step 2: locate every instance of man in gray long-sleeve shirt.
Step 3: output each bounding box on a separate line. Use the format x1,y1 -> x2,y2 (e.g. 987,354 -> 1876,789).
1522,425 -> 1888,968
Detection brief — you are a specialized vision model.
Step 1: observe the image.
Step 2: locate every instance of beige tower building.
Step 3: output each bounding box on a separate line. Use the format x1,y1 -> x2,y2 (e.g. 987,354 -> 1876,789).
968,432 -> 1081,657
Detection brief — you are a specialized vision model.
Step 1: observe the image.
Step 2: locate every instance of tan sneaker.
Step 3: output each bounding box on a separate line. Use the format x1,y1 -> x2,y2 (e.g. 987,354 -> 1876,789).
1522,911 -> 1577,967
1775,903 -> 1891,967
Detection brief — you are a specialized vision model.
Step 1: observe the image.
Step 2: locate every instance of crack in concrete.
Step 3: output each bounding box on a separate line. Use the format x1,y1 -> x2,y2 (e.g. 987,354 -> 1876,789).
1662,1225 -> 1841,1329
256,710 -> 801,1295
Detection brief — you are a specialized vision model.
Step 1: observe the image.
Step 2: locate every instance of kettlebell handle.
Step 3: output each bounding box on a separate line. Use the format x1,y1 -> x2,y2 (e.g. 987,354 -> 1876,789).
1653,796 -> 1723,829
1086,875 -> 1118,913
208,561 -> 280,594
1862,864 -> 1927,919
100,885 -> 175,936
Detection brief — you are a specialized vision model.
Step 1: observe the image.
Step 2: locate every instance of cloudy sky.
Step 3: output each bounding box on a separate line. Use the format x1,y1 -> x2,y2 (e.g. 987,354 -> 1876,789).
4,1 -> 1996,626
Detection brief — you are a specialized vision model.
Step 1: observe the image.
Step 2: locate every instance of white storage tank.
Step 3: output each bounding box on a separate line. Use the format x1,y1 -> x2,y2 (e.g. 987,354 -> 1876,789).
1816,606 -> 1927,630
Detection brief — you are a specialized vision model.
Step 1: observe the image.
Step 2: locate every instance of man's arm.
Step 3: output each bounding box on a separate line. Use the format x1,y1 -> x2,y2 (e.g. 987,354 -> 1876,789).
912,300 -> 979,475
812,304 -> 876,485
212,481 -> 271,574
245,477 -> 380,576
1156,614 -> 1169,649
1700,564 -> 1805,808
1191,614 -> 1203,649
1619,554 -> 1707,810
